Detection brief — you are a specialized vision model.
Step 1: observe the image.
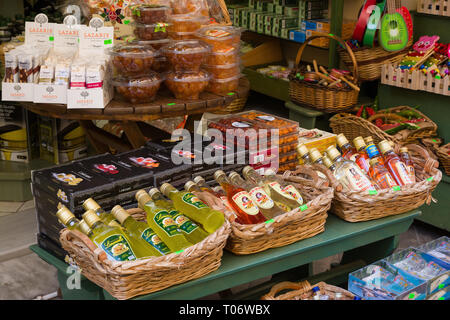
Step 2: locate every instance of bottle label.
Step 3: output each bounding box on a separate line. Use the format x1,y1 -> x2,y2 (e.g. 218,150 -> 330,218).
231,191 -> 260,216
182,193 -> 208,209
170,210 -> 198,234
154,210 -> 180,237
282,185 -> 304,205
141,228 -> 171,255
384,173 -> 398,188
365,144 -> 381,159
100,234 -> 136,261
407,165 -> 416,182
249,187 -> 274,209
269,182 -> 297,201
395,161 -> 413,185
345,167 -> 374,192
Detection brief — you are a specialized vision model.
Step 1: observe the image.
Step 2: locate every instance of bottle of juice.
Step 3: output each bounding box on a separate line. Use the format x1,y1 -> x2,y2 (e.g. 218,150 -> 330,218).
82,198 -> 122,229
82,209 -> 138,262
296,144 -> 312,164
399,147 -> 416,183
325,146 -> 376,192
149,188 -> 209,243
368,158 -> 398,189
352,136 -> 371,174
336,133 -> 359,161
213,170 -> 267,224
364,136 -> 385,165
228,171 -> 284,219
159,183 -> 225,233
378,140 -> 414,186
56,205 -> 81,231
135,190 -> 193,252
242,166 -> 303,212
111,205 -> 170,257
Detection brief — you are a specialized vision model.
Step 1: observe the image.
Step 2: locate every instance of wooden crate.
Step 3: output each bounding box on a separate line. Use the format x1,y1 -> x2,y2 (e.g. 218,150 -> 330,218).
381,63 -> 450,96
417,0 -> 450,17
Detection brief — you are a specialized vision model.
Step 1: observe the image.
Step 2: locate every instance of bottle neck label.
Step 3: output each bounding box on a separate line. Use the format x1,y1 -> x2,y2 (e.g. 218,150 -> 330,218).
345,167 -> 374,192
249,187 -> 274,209
100,234 -> 136,262
366,144 -> 381,159
154,210 -> 181,237
170,210 -> 198,234
231,191 -> 260,216
182,193 -> 208,209
141,228 -> 171,255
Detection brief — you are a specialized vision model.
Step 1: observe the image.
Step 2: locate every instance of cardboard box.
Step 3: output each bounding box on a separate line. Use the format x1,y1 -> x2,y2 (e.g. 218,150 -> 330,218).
281,28 -> 297,39
256,0 -> 272,12
289,30 -> 306,43
284,6 -> 299,17
267,3 -> 275,13
297,128 -> 336,163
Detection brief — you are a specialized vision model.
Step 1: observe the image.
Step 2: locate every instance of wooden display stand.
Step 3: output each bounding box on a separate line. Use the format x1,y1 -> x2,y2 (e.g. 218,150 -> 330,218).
21,78 -> 250,153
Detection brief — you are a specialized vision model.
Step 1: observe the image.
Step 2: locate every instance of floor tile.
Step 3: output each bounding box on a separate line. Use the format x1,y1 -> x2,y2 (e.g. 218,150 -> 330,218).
0,201 -> 24,213
19,200 -> 35,212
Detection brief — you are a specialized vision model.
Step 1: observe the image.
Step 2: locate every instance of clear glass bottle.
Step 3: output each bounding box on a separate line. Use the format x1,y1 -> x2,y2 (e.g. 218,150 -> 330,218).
378,140 -> 414,186
309,148 -> 324,165
296,143 -> 312,164
322,154 -> 336,172
399,147 -> 416,183
228,171 -> 284,219
336,133 -> 359,161
325,146 -> 376,192
368,158 -> 398,189
213,170 -> 267,224
192,176 -> 221,197
353,136 -> 371,174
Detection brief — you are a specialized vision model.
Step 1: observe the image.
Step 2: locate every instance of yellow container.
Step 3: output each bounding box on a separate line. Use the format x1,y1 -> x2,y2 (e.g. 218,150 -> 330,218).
297,128 -> 337,164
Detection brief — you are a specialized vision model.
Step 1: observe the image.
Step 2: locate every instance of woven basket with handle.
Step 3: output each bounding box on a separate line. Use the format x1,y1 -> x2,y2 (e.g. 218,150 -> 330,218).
421,139 -> 450,176
59,208 -> 231,300
338,38 -> 413,82
261,280 -> 355,300
194,166 -> 333,255
289,32 -> 360,113
329,106 -> 438,146
288,144 -> 441,223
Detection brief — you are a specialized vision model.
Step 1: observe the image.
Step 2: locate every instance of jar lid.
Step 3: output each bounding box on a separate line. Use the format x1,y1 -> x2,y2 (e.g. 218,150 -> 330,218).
107,43 -> 157,58
112,72 -> 163,87
161,39 -> 211,55
168,13 -> 209,23
165,70 -> 211,82
195,25 -> 241,41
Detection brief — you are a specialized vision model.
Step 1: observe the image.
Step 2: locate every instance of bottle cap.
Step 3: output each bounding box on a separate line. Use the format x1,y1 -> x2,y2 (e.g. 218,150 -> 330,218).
82,209 -> 101,227
322,155 -> 334,168
83,198 -> 100,211
388,140 -> 395,148
160,183 -> 175,197
213,170 -> 226,181
309,148 -> 323,163
296,143 -> 309,157
399,147 -> 409,153
326,146 -> 341,161
336,134 -> 350,147
148,188 -> 161,199
378,140 -> 392,154
335,292 -> 342,299
78,220 -> 92,235
136,189 -> 152,204
369,158 -> 379,166
312,286 -> 320,293
364,136 -> 374,144
56,205 -> 76,226
111,205 -> 130,224
242,166 -> 255,178
193,175 -> 206,185
184,181 -> 197,192
353,136 -> 366,151
228,171 -> 240,180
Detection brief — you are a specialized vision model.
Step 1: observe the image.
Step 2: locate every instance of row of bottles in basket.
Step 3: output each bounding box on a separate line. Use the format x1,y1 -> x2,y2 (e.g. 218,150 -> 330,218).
296,134 -> 416,193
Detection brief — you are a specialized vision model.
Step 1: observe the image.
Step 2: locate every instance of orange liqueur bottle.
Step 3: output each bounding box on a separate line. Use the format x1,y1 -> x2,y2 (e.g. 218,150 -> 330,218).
378,140 -> 414,186
213,170 -> 267,224
336,134 -> 359,161
368,158 -> 398,189
353,136 -> 371,174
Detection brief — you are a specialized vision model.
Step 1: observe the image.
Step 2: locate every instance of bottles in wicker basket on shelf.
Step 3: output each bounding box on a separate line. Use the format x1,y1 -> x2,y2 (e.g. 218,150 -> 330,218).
378,140 -> 414,186
56,205 -> 82,231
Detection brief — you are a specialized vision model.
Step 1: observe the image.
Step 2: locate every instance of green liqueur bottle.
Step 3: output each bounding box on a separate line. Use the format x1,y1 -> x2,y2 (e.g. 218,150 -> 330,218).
111,205 -> 171,257
56,205 -> 82,231
149,188 -> 209,244
160,183 -> 225,234
82,198 -> 122,229
135,190 -> 192,252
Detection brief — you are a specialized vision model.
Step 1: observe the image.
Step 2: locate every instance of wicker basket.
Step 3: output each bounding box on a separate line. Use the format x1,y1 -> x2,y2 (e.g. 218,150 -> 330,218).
59,208 -> 231,300
296,144 -> 442,223
289,32 -> 360,113
421,139 -> 450,175
194,166 -> 333,255
338,38 -> 413,82
329,106 -> 438,146
211,77 -> 250,114
261,280 -> 355,300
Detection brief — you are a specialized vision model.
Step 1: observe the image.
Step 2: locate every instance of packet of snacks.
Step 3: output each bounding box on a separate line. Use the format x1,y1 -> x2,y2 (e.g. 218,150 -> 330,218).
85,63 -> 105,89
18,52 -> 34,83
55,63 -> 71,85
4,49 -> 20,83
38,64 -> 55,84
70,60 -> 86,89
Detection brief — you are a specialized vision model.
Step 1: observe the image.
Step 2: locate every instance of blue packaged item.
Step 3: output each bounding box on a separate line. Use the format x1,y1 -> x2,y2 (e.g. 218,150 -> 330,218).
417,237 -> 450,269
427,285 -> 450,300
348,261 -> 427,300
289,30 -> 306,43
384,247 -> 449,297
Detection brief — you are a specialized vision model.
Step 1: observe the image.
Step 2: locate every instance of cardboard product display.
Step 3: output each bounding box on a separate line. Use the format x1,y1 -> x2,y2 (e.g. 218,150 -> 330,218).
37,232 -> 68,261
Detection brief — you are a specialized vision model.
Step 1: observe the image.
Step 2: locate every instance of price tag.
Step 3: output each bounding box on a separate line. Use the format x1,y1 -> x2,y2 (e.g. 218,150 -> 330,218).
265,219 -> 274,224
439,284 -> 445,289
427,177 -> 434,182
227,92 -> 235,96
175,250 -> 184,254
300,204 -> 308,212
167,102 -> 176,106
393,186 -> 401,191
49,36 -> 54,41
104,39 -> 112,45
369,190 -> 378,195
408,293 -> 415,299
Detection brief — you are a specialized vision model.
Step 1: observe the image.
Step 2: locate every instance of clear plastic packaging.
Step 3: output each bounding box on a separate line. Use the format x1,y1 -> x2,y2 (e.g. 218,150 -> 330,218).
161,40 -> 211,71
131,4 -> 172,25
203,62 -> 241,79
206,74 -> 240,95
107,43 -> 157,75
134,22 -> 170,41
152,56 -> 171,73
170,0 -> 209,17
167,13 -> 208,33
206,46 -> 240,65
239,111 -> 299,136
165,70 -> 210,99
113,72 -> 163,104
195,25 -> 241,51
168,31 -> 196,40
136,39 -> 170,50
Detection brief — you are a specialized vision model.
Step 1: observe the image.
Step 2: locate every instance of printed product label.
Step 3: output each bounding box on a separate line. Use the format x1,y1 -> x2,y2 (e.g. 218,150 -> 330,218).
206,29 -> 231,38
407,165 -> 416,182
231,191 -> 260,215
345,167 -> 373,192
52,172 -> 83,185
182,193 -> 208,209
282,185 -> 304,205
269,182 -> 297,201
100,234 -> 136,261
365,144 -> 381,159
395,161 -> 413,185
141,228 -> 171,255
231,121 -> 251,128
154,210 -> 180,237
170,210 -> 198,234
249,187 -> 274,209
383,173 -> 398,188
256,115 -> 275,121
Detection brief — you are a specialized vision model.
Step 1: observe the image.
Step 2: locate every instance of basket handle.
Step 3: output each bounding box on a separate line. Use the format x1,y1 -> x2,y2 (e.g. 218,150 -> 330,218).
62,229 -> 107,263
261,280 -> 312,300
405,143 -> 439,174
295,32 -> 359,82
